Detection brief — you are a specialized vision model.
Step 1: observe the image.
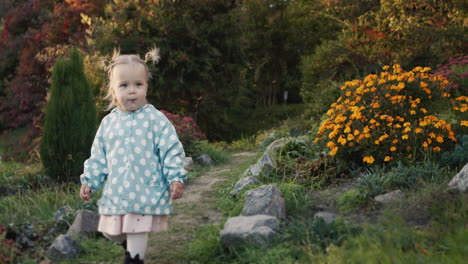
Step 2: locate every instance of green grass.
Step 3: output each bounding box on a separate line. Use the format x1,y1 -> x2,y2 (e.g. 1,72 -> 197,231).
0,183 -> 84,225
0,161 -> 44,186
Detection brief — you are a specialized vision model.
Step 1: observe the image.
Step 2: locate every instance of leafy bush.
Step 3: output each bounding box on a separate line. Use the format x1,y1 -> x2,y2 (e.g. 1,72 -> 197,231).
441,134 -> 468,169
278,183 -> 307,215
315,64 -> 466,166
434,55 -> 468,98
160,110 -> 206,157
40,49 -> 97,182
337,189 -> 369,212
194,140 -> 229,165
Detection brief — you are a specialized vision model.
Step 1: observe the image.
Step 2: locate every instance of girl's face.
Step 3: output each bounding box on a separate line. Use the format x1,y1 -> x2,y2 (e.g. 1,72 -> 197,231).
111,63 -> 148,112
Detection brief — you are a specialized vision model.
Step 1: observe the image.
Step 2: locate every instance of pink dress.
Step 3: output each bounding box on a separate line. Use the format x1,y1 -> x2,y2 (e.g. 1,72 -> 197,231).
98,213 -> 169,235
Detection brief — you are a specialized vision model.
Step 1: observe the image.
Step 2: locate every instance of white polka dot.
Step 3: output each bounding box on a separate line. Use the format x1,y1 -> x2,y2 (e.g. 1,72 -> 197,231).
126,121 -> 131,127
112,159 -> 118,165
156,208 -> 161,214
132,120 -> 137,126
107,189 -> 113,195
138,113 -> 144,119
134,166 -> 139,172
119,129 -> 124,136
100,176 -> 105,182
153,125 -> 159,132
135,184 -> 141,191
92,163 -> 98,169
147,132 -> 152,139
122,201 -> 128,207
129,192 -> 136,199
135,147 -> 141,154
145,170 -> 150,176
163,128 -> 169,135
118,186 -> 123,193
160,198 -> 166,205
170,135 -> 176,141
154,137 -> 160,144
171,150 -> 178,155
118,167 -> 125,174
151,198 -> 157,204
93,180 -> 99,186
109,132 -> 114,139
143,121 -> 149,128
140,158 -> 146,166
113,197 -> 119,203
114,123 -> 120,129
129,154 -> 135,161
130,173 -> 136,179
100,158 -> 106,164
145,151 -> 151,158
145,188 -> 150,194
136,129 -> 142,135
112,178 -> 118,184
124,181 -> 130,188
141,139 -> 147,146
156,192 -> 161,196
93,170 -> 99,176
165,208 -> 170,214
134,204 -> 140,210
176,157 -> 182,163
164,191 -> 169,197
103,168 -> 109,174
140,196 -> 147,203
118,148 -> 124,154
160,139 -> 166,146
130,137 -> 135,143
160,120 -> 166,126
145,207 -> 151,213
150,114 -> 155,120
145,108 -> 150,112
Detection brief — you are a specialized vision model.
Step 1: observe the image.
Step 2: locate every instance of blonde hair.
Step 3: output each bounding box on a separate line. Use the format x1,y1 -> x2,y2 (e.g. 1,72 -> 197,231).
102,47 -> 161,111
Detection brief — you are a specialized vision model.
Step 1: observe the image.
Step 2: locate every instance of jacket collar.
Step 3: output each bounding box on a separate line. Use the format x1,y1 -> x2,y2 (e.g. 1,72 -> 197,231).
111,104 -> 149,115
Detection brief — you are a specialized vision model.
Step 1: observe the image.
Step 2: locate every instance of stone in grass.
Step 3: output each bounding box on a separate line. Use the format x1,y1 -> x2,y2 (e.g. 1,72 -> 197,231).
448,163 -> 468,192
230,176 -> 258,196
242,184 -> 286,218
195,154 -> 214,166
314,212 -> 338,224
220,215 -> 278,247
66,209 -> 99,236
246,152 -> 275,178
374,190 -> 404,203
47,234 -> 79,259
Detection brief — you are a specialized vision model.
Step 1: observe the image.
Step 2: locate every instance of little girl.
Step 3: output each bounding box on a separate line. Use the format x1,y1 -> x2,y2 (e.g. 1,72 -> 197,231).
79,47 -> 187,264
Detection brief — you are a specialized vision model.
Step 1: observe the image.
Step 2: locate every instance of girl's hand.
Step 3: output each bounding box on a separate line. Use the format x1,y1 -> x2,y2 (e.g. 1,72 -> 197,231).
170,182 -> 184,200
80,184 -> 92,202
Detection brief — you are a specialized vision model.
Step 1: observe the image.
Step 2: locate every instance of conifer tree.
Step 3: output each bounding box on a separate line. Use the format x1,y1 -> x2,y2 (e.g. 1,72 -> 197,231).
40,49 -> 97,182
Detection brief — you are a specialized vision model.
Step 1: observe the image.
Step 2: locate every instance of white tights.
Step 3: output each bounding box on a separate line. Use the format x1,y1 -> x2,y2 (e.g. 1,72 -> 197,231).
103,232 -> 149,259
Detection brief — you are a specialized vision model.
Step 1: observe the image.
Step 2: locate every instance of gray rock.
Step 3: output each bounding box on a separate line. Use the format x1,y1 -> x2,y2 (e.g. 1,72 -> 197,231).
265,138 -> 288,158
195,154 -> 214,166
448,163 -> 468,192
230,176 -> 258,196
245,152 -> 275,178
314,212 -> 338,224
66,209 -> 99,235
53,206 -> 74,222
374,190 -> 404,203
220,215 -> 278,247
47,234 -> 79,259
242,184 -> 286,218
184,157 -> 194,170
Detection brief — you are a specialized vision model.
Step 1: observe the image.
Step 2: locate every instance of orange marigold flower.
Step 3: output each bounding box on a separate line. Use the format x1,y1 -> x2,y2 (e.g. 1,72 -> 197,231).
347,134 -> 354,141
461,120 -> 468,127
383,65 -> 390,70
384,156 -> 392,162
390,146 -> 397,152
433,147 -> 441,152
429,132 -> 436,138
436,136 -> 444,143
402,134 -> 409,140
330,147 -> 338,156
422,142 -> 428,148
363,156 -> 375,164
410,110 -> 416,115
415,128 -> 423,133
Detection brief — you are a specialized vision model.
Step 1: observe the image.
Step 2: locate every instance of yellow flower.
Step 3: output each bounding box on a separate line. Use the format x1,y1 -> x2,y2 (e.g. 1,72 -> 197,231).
384,156 -> 392,162
375,140 -> 380,145
363,156 -> 375,164
429,132 -> 436,138
383,65 -> 390,70
436,136 -> 444,143
347,134 -> 354,141
410,110 -> 416,115
354,130 -> 360,136
461,120 -> 468,127
346,91 -> 352,96
330,147 -> 338,156
403,127 -> 411,133
402,134 -> 409,140
415,128 -> 423,134
422,142 -> 428,148
420,81 -> 428,88
390,146 -> 397,152
433,147 -> 441,152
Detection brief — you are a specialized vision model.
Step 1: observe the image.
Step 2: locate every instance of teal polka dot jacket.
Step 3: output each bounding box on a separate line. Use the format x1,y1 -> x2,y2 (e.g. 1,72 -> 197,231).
80,104 -> 188,215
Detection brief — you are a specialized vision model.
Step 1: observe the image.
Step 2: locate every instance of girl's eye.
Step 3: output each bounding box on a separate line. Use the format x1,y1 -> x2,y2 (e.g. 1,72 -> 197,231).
119,83 -> 128,88
136,83 -> 143,86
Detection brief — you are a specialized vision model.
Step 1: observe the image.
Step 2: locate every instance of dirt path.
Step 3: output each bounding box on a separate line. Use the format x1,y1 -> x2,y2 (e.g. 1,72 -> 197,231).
144,152 -> 257,264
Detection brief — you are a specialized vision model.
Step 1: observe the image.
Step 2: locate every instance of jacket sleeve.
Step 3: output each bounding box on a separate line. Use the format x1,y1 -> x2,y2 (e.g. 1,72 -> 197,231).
80,120 -> 109,191
154,114 -> 188,184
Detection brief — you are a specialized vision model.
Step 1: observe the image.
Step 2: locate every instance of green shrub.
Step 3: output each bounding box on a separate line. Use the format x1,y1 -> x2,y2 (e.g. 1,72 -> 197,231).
195,140 -> 230,165
337,189 -> 369,213
40,49 -> 97,182
278,183 -> 307,215
441,134 -> 468,169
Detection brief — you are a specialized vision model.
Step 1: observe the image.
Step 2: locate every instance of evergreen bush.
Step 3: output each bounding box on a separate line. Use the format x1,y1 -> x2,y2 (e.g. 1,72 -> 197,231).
40,49 -> 97,182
